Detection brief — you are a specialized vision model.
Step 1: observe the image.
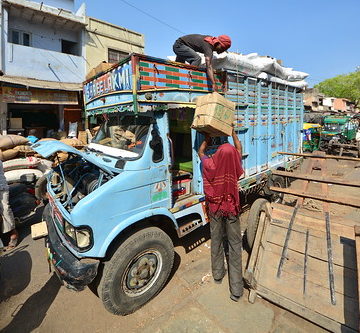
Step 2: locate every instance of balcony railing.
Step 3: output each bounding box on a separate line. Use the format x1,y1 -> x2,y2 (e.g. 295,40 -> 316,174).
5,43 -> 85,83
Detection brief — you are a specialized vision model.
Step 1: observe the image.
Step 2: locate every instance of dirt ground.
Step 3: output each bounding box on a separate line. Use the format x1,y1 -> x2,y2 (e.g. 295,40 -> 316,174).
0,156 -> 358,333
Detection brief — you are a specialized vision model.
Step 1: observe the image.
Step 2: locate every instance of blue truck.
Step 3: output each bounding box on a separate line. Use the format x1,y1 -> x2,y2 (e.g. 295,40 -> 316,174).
34,54 -> 303,315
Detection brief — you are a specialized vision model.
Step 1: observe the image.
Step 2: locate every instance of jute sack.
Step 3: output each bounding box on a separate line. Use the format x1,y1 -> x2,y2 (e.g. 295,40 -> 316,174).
61,138 -> 83,147
3,157 -> 40,172
0,135 -> 28,150
0,149 -> 19,161
14,145 -> 33,153
54,152 -> 68,164
5,168 -> 43,183
38,138 -> 57,142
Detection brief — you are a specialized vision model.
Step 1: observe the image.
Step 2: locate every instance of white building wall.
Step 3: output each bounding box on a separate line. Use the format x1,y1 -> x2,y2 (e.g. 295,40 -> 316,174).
6,43 -> 85,82
1,1 -> 86,83
8,18 -> 80,53
29,0 -> 75,12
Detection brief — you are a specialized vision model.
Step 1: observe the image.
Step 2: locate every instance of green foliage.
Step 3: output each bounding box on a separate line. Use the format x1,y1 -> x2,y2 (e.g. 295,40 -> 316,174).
315,71 -> 360,107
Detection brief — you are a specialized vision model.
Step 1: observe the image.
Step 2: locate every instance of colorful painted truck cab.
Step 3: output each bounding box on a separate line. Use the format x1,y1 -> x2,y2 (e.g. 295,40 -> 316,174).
33,54 -> 304,315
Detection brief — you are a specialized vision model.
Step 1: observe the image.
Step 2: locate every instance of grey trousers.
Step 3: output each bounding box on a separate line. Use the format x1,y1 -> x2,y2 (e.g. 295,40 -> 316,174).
209,212 -> 243,297
0,189 -> 15,233
173,39 -> 202,66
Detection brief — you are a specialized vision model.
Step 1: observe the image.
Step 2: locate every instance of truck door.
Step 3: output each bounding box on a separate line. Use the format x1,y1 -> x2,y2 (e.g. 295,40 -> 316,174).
149,112 -> 172,209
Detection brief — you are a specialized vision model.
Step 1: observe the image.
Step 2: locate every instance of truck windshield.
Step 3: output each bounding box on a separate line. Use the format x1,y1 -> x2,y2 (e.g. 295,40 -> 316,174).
91,114 -> 151,158
323,123 -> 344,132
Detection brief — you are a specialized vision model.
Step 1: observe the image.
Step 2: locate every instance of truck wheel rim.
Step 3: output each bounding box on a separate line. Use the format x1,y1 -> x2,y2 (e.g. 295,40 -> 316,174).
122,249 -> 162,297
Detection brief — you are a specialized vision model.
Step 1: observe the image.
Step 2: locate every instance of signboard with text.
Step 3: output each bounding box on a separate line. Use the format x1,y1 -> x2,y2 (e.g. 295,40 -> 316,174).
0,86 -> 79,105
83,61 -> 132,103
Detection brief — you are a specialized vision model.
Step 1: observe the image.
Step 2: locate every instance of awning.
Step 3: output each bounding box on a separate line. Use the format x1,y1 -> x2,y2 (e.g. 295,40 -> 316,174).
0,75 -> 82,91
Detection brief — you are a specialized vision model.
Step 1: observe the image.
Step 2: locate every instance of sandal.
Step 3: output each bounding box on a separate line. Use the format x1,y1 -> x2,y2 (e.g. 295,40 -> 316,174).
7,230 -> 18,250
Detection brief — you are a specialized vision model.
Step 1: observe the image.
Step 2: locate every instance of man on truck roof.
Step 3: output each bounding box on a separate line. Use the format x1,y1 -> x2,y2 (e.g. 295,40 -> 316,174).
173,34 -> 231,91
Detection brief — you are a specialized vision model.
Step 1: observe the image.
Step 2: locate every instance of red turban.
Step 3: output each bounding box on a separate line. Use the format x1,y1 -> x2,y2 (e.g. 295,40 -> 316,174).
204,35 -> 232,51
217,35 -> 231,50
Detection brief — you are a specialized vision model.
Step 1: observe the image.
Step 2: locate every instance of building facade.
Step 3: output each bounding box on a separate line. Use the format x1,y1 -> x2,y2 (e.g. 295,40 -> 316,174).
0,0 -> 145,138
304,88 -> 358,114
0,0 -> 87,137
85,16 -> 144,76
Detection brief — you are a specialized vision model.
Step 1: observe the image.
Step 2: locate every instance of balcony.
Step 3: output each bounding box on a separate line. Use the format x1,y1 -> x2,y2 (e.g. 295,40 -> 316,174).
5,42 -> 85,83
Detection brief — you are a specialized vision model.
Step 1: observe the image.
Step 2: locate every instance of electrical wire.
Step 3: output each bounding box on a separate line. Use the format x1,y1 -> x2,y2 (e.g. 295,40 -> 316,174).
118,0 -> 185,35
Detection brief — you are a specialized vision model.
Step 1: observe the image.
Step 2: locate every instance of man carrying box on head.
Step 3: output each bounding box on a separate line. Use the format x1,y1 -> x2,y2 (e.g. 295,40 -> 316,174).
173,34 -> 231,92
198,128 -> 244,301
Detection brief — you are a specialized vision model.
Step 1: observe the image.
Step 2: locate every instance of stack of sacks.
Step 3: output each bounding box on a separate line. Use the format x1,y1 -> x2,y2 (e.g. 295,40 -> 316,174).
3,156 -> 53,184
210,52 -> 308,88
168,52 -> 309,88
0,135 -> 29,161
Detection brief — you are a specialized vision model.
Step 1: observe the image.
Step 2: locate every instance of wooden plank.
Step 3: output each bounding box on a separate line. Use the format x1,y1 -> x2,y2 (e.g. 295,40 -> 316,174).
267,223 -> 357,270
272,170 -> 360,187
277,151 -> 360,162
271,208 -> 355,239
244,202 -> 271,288
258,258 -> 359,330
31,221 -> 48,240
272,203 -> 359,229
269,186 -> 360,208
256,285 -> 357,333
354,225 -> 360,331
264,242 -> 358,299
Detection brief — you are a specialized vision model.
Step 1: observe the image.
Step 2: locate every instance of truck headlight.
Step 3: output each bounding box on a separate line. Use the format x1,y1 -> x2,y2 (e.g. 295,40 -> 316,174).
76,229 -> 91,248
64,221 -> 92,250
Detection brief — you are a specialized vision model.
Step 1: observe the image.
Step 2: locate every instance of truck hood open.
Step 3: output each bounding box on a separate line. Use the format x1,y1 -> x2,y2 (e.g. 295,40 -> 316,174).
32,140 -> 114,174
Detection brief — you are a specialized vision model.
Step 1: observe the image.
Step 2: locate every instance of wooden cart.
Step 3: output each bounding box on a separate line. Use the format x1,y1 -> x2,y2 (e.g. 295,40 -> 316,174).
245,152 -> 360,333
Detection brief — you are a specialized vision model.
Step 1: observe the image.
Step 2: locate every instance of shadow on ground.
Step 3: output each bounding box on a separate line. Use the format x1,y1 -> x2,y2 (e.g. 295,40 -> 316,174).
2,274 -> 61,333
0,246 -> 31,302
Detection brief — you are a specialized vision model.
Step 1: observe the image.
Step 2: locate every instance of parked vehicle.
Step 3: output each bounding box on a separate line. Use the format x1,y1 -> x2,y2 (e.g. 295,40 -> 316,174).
302,123 -> 322,152
33,54 -> 304,315
319,115 -> 359,156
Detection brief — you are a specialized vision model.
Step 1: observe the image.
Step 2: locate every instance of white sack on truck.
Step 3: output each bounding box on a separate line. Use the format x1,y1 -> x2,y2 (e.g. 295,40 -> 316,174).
169,52 -> 309,85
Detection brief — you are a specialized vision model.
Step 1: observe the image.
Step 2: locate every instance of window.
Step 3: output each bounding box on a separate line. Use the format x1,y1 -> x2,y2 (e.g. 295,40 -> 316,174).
61,40 -> 79,56
108,49 -> 129,63
9,29 -> 31,46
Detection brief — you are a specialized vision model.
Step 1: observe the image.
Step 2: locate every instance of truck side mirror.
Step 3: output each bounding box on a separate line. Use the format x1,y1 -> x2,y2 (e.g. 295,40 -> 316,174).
149,129 -> 163,163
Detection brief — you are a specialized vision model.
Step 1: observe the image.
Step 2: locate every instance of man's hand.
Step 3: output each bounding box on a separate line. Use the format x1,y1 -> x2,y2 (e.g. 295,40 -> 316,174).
198,133 -> 212,158
231,127 -> 242,155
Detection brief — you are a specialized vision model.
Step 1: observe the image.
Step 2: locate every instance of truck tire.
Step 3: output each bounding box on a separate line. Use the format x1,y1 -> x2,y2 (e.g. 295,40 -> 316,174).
246,198 -> 269,249
98,226 -> 174,315
271,175 -> 285,203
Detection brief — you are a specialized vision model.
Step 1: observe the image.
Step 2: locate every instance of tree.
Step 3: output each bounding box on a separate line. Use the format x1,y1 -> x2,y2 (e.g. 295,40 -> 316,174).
315,71 -> 360,107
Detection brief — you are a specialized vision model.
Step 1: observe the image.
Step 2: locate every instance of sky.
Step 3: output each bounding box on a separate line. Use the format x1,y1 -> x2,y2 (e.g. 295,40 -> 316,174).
76,0 -> 360,87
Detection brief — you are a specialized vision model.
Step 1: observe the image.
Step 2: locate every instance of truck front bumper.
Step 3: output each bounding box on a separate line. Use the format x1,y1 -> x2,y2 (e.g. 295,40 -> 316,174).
43,205 -> 100,291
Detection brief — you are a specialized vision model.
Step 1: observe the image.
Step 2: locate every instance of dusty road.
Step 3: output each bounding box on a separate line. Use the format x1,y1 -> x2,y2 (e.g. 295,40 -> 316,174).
0,217 -> 325,333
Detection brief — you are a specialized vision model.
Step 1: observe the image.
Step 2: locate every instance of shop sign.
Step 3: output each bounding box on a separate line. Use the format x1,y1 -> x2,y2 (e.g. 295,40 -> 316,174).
83,62 -> 132,103
0,87 -> 78,104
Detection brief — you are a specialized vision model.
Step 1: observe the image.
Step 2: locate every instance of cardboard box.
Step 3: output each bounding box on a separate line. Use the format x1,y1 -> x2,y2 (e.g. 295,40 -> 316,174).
191,92 -> 235,137
9,118 -> 23,129
86,62 -> 115,80
78,130 -> 88,145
